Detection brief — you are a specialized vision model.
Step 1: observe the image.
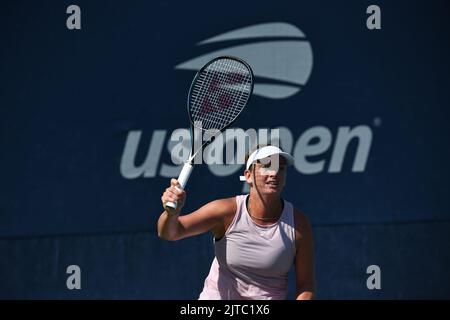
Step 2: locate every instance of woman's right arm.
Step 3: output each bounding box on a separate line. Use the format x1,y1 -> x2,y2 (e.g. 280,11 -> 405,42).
157,179 -> 235,241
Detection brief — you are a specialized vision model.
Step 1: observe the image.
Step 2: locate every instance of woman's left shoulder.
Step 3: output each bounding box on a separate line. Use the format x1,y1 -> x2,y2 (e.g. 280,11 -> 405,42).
292,207 -> 313,236
291,208 -> 314,251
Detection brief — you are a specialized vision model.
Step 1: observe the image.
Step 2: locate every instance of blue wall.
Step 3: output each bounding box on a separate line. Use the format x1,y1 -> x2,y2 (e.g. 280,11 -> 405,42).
1,0 -> 449,299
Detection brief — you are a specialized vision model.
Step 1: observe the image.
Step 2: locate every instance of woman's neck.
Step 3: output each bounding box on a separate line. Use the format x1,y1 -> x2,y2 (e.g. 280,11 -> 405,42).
247,191 -> 283,221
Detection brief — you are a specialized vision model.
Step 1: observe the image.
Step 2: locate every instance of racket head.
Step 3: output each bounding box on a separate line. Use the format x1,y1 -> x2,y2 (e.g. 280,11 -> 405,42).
187,56 -> 254,135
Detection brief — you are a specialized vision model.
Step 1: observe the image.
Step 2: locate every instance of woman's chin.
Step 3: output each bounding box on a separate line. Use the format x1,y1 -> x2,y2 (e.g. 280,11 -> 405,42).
262,185 -> 282,194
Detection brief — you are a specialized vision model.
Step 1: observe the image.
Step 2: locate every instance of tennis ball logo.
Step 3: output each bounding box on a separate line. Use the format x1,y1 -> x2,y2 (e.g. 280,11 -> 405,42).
175,22 -> 313,99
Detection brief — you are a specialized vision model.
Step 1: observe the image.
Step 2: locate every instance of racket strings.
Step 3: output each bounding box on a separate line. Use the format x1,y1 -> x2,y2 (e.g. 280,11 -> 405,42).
207,61 -> 250,128
190,58 -> 252,132
192,67 -> 236,130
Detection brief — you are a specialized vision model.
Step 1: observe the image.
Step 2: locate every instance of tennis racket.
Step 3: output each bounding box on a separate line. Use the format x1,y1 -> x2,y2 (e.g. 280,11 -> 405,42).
165,56 -> 254,209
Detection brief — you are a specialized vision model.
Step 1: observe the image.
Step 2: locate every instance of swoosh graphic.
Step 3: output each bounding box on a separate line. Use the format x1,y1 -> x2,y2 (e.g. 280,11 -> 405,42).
198,22 -> 305,45
175,41 -> 313,86
253,84 -> 301,99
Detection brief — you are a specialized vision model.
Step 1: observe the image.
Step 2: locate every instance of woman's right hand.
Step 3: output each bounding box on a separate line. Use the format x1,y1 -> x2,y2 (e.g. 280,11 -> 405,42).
161,179 -> 186,215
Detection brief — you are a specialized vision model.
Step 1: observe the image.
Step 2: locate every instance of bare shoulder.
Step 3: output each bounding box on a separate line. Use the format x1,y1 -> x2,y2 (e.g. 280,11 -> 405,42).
204,197 -> 237,217
293,208 -> 313,246
201,197 -> 237,239
293,208 -> 312,230
175,196 -> 237,240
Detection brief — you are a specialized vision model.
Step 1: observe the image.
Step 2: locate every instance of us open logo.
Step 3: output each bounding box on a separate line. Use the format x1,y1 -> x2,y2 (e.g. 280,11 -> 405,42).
175,22 -> 313,99
120,23 -> 373,181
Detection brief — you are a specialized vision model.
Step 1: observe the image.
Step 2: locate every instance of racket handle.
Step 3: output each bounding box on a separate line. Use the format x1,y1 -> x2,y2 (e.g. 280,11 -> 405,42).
165,163 -> 194,210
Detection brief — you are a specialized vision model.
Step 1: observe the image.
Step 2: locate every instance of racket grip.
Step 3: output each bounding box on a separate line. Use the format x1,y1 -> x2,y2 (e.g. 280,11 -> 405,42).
165,163 -> 194,210
177,162 -> 194,189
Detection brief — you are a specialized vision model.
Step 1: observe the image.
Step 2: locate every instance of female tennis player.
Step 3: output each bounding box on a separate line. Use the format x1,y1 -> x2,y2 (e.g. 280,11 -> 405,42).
157,145 -> 315,300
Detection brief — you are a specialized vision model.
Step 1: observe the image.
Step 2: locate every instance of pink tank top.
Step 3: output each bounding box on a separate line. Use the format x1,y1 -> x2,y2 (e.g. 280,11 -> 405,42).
199,194 -> 296,300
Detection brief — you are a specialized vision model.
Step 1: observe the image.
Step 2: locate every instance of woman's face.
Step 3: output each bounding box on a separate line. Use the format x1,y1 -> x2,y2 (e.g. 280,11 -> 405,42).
246,155 -> 287,195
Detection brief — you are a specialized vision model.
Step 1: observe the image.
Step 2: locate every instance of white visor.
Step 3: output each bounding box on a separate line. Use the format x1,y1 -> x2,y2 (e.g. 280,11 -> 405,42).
239,146 -> 294,181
